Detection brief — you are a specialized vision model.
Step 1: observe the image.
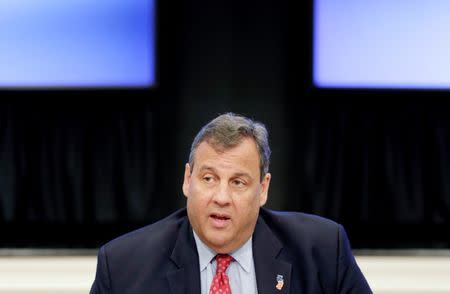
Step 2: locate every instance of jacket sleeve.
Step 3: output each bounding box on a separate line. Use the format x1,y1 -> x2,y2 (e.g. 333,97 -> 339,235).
90,246 -> 112,294
336,225 -> 373,293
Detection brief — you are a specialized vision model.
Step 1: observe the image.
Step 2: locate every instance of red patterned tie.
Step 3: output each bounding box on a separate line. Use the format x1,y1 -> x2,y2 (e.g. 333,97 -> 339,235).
209,254 -> 233,294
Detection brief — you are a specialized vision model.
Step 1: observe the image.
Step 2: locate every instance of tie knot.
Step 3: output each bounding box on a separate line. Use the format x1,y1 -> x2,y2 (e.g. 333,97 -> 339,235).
215,254 -> 233,274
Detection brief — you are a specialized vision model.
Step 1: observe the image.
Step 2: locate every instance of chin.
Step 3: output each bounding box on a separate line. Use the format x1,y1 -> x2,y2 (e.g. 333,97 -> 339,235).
206,237 -> 232,252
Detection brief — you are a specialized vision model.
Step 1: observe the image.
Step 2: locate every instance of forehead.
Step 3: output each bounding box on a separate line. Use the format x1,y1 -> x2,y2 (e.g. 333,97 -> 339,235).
194,138 -> 260,175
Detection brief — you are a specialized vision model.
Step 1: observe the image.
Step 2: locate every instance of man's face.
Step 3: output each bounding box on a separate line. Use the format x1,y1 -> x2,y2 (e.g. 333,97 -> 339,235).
183,138 -> 271,254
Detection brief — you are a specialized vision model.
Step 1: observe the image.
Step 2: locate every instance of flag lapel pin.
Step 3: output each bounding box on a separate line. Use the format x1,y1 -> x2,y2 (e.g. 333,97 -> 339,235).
276,274 -> 284,290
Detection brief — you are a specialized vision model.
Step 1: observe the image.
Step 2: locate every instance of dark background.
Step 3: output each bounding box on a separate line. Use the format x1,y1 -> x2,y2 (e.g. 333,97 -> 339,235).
0,1 -> 449,249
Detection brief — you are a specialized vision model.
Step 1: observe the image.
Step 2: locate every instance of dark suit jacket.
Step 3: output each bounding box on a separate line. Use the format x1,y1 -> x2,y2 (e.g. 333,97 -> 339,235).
90,208 -> 372,293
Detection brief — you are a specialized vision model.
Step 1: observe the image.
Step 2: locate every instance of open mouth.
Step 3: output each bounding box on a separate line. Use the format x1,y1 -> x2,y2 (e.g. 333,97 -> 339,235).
211,213 -> 230,220
209,213 -> 231,228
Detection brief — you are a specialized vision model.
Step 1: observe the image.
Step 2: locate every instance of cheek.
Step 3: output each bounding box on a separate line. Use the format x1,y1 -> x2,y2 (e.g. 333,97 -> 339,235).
235,193 -> 261,216
188,184 -> 210,210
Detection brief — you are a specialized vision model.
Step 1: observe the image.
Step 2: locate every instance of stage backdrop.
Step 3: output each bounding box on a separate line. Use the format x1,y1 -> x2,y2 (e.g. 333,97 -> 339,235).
0,0 -> 449,249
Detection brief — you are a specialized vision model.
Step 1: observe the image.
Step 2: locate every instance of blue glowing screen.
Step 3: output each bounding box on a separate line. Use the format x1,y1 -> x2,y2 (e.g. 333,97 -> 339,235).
0,0 -> 155,88
314,0 -> 450,89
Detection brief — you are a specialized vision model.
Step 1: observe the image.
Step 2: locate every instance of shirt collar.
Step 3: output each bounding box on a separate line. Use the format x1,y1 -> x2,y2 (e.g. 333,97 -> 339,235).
229,235 -> 253,273
192,230 -> 217,271
192,229 -> 253,273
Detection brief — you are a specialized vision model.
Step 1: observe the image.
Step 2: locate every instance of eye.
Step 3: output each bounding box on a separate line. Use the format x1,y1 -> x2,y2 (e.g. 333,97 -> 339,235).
203,175 -> 215,183
231,179 -> 246,188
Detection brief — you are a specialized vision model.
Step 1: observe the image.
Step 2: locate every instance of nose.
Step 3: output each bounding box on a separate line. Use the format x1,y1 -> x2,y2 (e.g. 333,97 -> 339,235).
212,182 -> 231,206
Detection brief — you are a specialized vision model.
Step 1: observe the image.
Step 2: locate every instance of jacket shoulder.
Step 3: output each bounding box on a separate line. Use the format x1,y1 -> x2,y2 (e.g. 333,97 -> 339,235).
260,207 -> 340,228
259,207 -> 342,246
101,208 -> 188,260
91,209 -> 190,292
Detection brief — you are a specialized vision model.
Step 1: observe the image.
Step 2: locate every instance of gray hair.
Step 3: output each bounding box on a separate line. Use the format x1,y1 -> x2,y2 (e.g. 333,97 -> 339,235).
188,113 -> 271,181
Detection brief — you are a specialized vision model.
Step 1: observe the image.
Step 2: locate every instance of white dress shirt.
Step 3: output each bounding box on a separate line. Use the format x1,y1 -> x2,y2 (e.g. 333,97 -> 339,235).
193,230 -> 258,294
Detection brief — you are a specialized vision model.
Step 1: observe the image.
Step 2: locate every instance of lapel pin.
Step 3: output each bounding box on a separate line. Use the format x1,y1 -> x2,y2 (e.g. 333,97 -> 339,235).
276,274 -> 284,290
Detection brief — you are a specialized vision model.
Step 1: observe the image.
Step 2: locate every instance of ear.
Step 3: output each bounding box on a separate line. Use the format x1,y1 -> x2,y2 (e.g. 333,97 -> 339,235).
259,173 -> 271,206
182,163 -> 191,198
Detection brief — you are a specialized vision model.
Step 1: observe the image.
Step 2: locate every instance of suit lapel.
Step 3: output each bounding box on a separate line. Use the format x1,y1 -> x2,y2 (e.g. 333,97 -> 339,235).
167,219 -> 201,294
253,217 -> 292,294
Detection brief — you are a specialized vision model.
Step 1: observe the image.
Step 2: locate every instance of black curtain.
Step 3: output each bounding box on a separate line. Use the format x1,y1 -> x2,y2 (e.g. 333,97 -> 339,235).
285,99 -> 450,248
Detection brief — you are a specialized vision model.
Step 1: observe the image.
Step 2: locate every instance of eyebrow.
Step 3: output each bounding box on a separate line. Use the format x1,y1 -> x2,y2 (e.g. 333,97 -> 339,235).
198,165 -> 253,180
198,165 -> 217,173
233,172 -> 253,180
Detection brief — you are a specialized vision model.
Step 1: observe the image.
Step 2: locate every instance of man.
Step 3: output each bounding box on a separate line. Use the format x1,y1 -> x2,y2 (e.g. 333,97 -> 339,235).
90,112 -> 372,293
